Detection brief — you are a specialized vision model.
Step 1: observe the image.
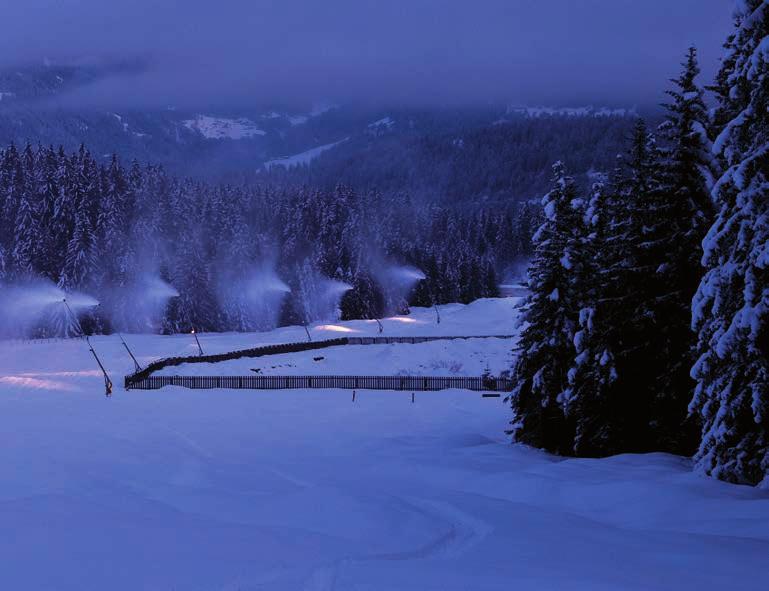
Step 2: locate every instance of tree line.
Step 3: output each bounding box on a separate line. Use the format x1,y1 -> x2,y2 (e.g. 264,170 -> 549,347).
511,2 -> 768,487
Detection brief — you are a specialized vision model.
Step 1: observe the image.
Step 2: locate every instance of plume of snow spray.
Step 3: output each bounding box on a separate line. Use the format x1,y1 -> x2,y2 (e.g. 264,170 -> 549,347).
101,275 -> 179,333
242,270 -> 291,299
388,265 -> 426,284
0,278 -> 99,338
377,264 -> 426,315
217,265 -> 291,331
141,276 -> 180,300
64,292 -> 100,309
501,257 -> 531,286
316,279 -> 353,322
296,266 -> 353,324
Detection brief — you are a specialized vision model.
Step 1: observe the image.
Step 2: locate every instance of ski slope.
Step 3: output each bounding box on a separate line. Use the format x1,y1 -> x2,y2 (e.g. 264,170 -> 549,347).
262,138 -> 348,170
183,115 -> 266,140
1,298 -> 768,590
153,337 -> 515,378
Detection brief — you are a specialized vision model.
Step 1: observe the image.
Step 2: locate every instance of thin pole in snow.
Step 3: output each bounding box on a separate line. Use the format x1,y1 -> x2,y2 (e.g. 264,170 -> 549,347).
191,328 -> 204,356
119,333 -> 142,373
427,288 -> 441,325
433,301 -> 441,324
86,336 -> 113,397
63,298 -> 111,395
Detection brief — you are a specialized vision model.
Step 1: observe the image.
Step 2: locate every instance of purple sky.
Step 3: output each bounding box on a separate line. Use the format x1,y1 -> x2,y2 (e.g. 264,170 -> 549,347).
0,0 -> 733,108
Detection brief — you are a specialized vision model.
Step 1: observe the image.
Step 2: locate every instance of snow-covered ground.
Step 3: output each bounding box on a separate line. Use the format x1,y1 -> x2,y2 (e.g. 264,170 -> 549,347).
1,298 -> 768,590
155,337 -> 514,378
263,138 -> 348,170
183,115 -> 266,140
367,116 -> 396,133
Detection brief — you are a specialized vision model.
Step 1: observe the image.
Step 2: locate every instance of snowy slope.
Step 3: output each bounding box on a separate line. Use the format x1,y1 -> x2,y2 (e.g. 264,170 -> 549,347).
263,138 -> 349,170
183,115 -> 266,139
261,103 -> 339,127
1,298 -> 768,590
155,337 -> 515,377
368,116 -> 395,128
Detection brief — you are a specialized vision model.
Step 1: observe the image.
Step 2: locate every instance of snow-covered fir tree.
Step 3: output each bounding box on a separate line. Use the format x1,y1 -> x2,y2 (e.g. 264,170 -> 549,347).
32,146 -> 62,280
0,243 -> 6,282
96,156 -> 128,286
0,145 -> 21,241
563,181 -> 621,455
531,115 -> 711,457
578,119 -> 701,455
641,47 -> 717,453
11,185 -> 37,278
509,162 -> 584,454
690,0 -> 769,486
59,202 -> 97,290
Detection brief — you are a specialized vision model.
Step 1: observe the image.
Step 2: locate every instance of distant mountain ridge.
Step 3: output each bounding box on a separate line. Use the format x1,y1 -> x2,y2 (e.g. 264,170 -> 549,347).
505,105 -> 637,118
0,60 -> 641,194
0,60 -> 352,178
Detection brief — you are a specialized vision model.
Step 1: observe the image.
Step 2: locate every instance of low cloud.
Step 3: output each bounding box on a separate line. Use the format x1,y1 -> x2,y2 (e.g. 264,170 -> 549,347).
0,0 -> 732,109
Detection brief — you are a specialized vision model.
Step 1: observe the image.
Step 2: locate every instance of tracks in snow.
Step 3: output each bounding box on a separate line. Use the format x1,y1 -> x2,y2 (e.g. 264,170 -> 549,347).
302,495 -> 492,590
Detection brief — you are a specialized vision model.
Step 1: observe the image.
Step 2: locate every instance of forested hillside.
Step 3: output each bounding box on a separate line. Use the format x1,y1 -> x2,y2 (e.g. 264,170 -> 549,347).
256,111 -> 639,204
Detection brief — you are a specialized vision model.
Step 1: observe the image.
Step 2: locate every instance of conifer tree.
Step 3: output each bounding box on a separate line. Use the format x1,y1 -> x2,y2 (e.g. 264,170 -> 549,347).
97,156 -> 128,281
641,47 -> 717,453
690,1 -> 769,485
11,185 -> 36,278
604,121 -> 671,452
0,245 -> 6,282
33,146 -> 62,279
59,196 -> 97,292
564,182 -> 621,454
562,119 -> 702,456
510,162 -> 582,454
0,144 -> 21,232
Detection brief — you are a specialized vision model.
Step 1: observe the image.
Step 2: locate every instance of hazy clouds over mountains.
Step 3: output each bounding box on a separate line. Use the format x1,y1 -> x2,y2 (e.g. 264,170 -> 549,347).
0,0 -> 730,109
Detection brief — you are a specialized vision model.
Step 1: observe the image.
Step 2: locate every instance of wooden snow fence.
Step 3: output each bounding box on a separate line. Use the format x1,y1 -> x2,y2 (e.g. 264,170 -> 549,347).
126,374 -> 514,392
124,334 -> 514,393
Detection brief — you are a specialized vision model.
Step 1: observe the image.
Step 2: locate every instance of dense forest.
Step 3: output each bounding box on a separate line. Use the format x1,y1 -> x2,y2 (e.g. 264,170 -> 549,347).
511,1 -> 768,486
0,144 -> 538,336
257,113 -> 638,204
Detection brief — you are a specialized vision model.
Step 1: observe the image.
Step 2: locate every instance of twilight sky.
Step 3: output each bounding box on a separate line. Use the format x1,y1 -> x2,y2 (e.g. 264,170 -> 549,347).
0,0 -> 732,108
